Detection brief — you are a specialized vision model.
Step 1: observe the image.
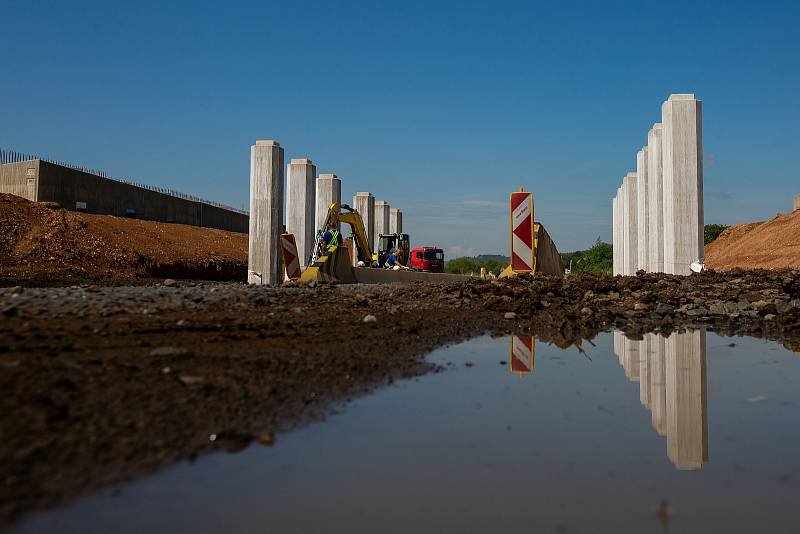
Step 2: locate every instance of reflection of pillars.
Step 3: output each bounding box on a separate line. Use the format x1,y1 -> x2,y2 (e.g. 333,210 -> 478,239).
639,336 -> 651,407
649,335 -> 667,437
613,331 -> 624,364
623,338 -> 640,381
665,330 -> 708,470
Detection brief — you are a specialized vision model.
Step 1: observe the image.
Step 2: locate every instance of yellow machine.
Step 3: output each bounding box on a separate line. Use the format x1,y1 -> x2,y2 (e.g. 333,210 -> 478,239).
300,203 -> 375,283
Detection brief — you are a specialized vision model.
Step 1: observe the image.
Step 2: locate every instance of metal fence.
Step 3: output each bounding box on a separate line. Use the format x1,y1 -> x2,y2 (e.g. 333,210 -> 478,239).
0,147 -> 248,215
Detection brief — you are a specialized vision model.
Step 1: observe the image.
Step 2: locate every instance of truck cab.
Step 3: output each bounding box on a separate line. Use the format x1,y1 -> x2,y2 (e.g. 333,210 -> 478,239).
410,247 -> 444,272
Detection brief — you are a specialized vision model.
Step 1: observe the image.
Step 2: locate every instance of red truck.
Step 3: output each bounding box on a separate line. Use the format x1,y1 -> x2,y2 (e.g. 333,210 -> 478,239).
409,247 -> 444,273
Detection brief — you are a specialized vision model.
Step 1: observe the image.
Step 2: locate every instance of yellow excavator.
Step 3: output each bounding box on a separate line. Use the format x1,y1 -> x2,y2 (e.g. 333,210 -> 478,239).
300,203 -> 375,283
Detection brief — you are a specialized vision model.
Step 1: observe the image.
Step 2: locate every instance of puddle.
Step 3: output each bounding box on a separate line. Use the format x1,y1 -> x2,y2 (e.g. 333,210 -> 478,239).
11,331 -> 800,533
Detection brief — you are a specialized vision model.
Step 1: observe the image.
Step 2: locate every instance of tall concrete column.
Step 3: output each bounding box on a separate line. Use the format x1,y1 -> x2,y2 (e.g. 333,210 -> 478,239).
617,186 -> 625,275
665,329 -> 708,470
315,173 -> 341,233
374,200 -> 390,250
248,140 -> 284,285
647,124 -> 664,273
623,172 -> 638,276
353,192 -> 376,252
389,207 -> 403,234
612,193 -> 620,276
636,148 -> 649,272
286,158 -> 316,267
662,94 -> 703,275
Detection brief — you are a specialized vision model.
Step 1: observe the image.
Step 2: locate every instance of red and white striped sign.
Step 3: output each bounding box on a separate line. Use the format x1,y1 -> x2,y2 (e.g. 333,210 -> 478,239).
280,233 -> 302,280
510,335 -> 534,377
510,189 -> 534,272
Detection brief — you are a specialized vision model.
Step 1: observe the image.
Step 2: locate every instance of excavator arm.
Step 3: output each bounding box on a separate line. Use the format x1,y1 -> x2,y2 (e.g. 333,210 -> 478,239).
317,203 -> 373,264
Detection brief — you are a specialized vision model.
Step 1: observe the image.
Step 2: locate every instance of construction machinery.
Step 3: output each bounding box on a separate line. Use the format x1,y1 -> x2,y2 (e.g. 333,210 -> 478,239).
376,233 -> 410,268
300,203 -> 375,283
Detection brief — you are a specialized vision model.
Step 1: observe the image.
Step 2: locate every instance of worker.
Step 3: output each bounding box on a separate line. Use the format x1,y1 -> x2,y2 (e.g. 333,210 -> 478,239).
322,224 -> 341,251
386,248 -> 410,270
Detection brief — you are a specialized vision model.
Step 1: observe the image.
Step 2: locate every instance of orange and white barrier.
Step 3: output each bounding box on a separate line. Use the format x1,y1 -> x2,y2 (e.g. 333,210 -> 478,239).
510,188 -> 535,273
280,233 -> 302,280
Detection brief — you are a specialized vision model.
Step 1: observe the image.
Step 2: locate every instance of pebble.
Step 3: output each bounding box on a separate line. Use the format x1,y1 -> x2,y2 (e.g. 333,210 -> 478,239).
363,314 -> 377,323
504,312 -> 517,319
764,314 -> 776,321
162,279 -> 177,287
178,375 -> 204,385
581,307 -> 593,316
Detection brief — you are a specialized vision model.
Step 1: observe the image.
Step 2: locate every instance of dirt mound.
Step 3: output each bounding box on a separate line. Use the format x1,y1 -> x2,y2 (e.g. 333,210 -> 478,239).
0,194 -> 247,282
705,209 -> 800,271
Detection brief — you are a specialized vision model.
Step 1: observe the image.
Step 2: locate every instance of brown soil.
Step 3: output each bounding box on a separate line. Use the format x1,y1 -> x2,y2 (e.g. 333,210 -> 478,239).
705,209 -> 800,271
2,270 -> 800,526
0,194 -> 247,282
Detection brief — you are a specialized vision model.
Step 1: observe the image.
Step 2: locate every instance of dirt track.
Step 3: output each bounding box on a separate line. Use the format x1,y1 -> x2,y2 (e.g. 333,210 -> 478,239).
2,270 -> 800,526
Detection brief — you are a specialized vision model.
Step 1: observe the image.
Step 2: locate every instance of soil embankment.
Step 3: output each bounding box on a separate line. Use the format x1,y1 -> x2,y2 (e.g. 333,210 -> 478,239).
0,193 -> 247,283
706,209 -> 800,271
2,270 -> 800,525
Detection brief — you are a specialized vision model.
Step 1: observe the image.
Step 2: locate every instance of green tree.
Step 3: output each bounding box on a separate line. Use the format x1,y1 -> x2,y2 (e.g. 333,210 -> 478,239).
569,239 -> 613,276
704,224 -> 729,245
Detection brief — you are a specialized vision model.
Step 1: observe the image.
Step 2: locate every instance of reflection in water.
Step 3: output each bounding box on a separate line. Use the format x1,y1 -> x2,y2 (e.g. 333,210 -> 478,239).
614,330 -> 708,470
509,335 -> 534,378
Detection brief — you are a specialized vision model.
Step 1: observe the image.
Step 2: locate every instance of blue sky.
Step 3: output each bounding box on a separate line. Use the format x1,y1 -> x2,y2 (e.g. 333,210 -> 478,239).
2,0 -> 798,254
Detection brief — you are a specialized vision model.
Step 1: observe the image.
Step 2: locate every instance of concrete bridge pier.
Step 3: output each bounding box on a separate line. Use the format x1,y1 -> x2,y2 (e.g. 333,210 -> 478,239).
248,140 -> 284,285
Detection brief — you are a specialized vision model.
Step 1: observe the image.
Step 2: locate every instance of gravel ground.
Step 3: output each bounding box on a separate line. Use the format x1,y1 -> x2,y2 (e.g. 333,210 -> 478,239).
2,269 -> 800,525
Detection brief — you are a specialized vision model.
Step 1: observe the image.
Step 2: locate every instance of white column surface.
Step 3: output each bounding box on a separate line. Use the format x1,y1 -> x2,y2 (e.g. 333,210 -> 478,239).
286,158 -> 316,267
248,140 -> 284,285
315,173 -> 342,233
662,94 -> 704,275
647,124 -> 664,273
636,148 -> 649,272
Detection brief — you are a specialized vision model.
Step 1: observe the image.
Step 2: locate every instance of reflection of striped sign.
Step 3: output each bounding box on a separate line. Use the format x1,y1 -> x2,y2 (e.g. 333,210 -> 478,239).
280,233 -> 302,280
510,335 -> 534,377
510,189 -> 534,272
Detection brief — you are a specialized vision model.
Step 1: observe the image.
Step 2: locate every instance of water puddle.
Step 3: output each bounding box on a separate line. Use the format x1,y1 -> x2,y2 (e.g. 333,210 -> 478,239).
12,331 -> 800,533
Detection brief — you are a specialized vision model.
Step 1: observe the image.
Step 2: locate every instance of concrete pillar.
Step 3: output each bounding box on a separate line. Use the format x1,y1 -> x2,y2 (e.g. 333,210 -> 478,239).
389,207 -> 403,234
647,124 -> 664,273
286,158 -> 316,267
665,329 -> 708,470
612,192 -> 620,276
649,334 -> 667,437
352,192 -> 375,252
248,140 -> 284,285
623,172 -> 638,276
636,148 -> 649,272
616,186 -> 624,275
315,173 -> 341,233
662,94 -> 703,275
374,200 -> 390,250
793,193 -> 800,212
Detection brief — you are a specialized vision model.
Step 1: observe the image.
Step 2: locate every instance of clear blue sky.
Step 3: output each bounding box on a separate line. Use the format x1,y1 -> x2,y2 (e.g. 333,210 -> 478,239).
2,0 -> 798,255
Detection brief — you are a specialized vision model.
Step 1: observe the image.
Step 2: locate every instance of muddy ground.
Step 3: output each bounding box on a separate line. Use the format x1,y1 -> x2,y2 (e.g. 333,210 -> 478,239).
2,270 -> 800,526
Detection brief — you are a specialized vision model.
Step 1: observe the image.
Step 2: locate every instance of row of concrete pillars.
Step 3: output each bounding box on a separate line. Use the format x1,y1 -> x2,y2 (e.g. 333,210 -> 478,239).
612,94 -> 704,276
248,140 -> 403,285
614,330 -> 708,470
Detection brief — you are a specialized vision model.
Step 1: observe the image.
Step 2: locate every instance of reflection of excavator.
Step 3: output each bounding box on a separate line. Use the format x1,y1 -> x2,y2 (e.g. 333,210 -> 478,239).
301,203 -> 374,283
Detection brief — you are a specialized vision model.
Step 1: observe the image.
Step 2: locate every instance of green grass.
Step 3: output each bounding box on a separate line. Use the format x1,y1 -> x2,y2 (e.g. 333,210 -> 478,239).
445,256 -> 508,276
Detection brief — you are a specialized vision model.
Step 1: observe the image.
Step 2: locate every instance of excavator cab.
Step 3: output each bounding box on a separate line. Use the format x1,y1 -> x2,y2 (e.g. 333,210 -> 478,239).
377,233 -> 410,268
